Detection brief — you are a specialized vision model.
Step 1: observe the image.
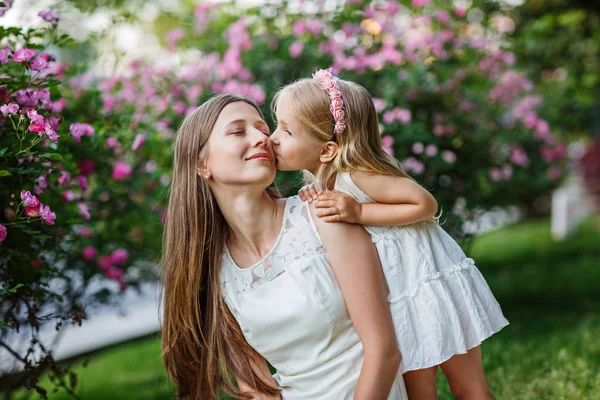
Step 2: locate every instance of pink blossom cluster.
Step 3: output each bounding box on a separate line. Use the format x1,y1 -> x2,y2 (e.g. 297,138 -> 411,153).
383,107 -> 412,125
193,3 -> 219,34
20,190 -> 56,224
95,248 -> 129,291
0,224 -> 7,242
403,157 -> 425,175
292,19 -> 323,37
69,123 -> 95,142
382,135 -> 394,156
480,50 -> 516,78
489,71 -> 534,106
38,10 -> 59,26
489,165 -> 514,182
0,0 -> 14,17
432,113 -> 455,137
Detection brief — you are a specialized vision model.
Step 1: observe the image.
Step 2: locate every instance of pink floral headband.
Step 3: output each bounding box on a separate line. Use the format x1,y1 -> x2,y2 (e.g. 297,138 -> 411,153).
313,68 -> 346,137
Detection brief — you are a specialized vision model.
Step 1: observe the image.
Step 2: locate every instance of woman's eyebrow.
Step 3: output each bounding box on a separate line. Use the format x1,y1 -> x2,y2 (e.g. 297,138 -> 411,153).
224,119 -> 246,128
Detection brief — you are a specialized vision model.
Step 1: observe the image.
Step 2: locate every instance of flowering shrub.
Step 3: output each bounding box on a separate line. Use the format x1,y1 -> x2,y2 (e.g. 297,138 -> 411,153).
0,9 -> 161,398
94,0 -> 565,230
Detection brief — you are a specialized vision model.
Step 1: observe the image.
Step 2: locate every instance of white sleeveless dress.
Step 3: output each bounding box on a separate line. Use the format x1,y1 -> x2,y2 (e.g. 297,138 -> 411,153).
334,171 -> 509,373
220,196 -> 408,399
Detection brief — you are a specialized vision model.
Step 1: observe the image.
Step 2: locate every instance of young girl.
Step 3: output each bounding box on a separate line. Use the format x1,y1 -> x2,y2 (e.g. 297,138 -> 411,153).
269,69 -> 509,400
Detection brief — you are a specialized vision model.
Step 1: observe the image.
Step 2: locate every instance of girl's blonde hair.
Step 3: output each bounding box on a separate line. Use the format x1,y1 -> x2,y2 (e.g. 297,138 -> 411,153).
272,77 -> 412,190
162,94 -> 280,399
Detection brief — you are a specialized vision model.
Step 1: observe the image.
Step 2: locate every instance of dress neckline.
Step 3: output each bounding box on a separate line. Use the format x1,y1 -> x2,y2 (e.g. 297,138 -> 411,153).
224,198 -> 291,271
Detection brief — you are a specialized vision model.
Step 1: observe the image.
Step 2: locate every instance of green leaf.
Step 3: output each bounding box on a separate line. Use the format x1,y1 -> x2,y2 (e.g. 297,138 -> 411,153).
0,170 -> 10,177
39,153 -> 62,161
0,148 -> 8,156
8,283 -> 24,293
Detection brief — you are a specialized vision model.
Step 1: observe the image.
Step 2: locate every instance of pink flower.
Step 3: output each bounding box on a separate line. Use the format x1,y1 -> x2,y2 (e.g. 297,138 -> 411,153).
97,255 -> 112,271
112,161 -> 132,181
502,165 -> 513,180
166,28 -> 185,51
29,54 -> 51,71
58,170 -> 71,186
455,8 -> 467,18
78,175 -> 88,191
383,110 -> 395,124
412,0 -> 430,8
289,41 -> 304,58
111,248 -> 129,265
62,190 -> 76,202
132,134 -> 145,151
29,124 -> 45,133
489,168 -> 502,182
38,10 -> 59,25
69,123 -> 95,141
511,147 -> 529,167
436,11 -> 450,23
78,159 -> 95,176
395,108 -> 412,124
0,103 -> 19,116
381,135 -> 394,147
25,205 -> 40,217
30,259 -> 43,267
412,142 -> 424,154
78,203 -> 91,220
21,190 -> 40,207
106,266 -> 124,281
13,48 -> 36,62
106,137 -> 119,148
403,157 -> 425,175
372,98 -> 387,113
0,224 -> 6,242
83,246 -> 97,261
79,226 -> 93,237
39,204 -> 56,224
425,144 -> 438,157
442,150 -> 456,164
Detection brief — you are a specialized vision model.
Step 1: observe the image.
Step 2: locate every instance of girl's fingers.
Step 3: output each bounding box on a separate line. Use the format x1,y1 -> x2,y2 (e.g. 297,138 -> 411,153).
308,185 -> 320,201
317,207 -> 338,217
315,200 -> 337,209
299,187 -> 308,201
323,215 -> 342,223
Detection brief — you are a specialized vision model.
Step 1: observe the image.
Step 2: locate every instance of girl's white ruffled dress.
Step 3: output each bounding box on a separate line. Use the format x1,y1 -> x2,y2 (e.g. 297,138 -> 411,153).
220,196 -> 408,399
335,171 -> 509,373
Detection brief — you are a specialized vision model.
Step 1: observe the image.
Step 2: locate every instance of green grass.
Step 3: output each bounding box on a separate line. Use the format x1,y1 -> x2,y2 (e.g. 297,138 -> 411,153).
11,218 -> 600,400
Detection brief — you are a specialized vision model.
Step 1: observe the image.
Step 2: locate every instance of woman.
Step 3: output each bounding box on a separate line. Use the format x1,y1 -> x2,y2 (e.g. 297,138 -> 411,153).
161,94 -> 407,399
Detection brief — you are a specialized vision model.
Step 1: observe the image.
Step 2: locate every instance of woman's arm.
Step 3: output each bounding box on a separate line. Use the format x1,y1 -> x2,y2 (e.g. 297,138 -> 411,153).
310,204 -> 401,399
309,171 -> 438,226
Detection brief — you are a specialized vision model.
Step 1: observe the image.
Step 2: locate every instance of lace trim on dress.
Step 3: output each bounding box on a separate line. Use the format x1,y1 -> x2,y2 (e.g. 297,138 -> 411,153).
221,197 -> 327,294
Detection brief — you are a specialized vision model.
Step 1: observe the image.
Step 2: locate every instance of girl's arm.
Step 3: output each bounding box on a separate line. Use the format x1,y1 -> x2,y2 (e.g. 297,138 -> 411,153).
310,204 -> 401,399
308,171 -> 438,226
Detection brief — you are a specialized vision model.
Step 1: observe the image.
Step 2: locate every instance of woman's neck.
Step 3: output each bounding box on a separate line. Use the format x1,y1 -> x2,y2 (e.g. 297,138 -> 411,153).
213,186 -> 284,265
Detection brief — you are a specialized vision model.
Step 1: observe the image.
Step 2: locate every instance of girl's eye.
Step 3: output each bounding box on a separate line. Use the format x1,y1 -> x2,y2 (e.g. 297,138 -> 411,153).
231,130 -> 244,135
286,129 -> 292,136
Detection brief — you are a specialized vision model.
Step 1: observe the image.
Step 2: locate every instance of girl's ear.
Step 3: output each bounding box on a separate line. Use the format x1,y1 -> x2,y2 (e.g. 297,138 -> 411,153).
319,141 -> 339,163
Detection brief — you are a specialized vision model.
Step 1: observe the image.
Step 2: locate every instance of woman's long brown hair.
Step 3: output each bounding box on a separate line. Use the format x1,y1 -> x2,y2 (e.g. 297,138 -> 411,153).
161,94 -> 281,399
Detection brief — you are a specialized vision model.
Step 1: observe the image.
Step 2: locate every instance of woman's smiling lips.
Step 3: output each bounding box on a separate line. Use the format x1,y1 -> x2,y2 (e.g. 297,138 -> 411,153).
246,152 -> 272,162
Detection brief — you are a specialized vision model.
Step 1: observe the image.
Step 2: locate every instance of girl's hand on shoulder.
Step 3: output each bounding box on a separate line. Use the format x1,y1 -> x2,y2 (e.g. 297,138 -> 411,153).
298,184 -> 321,203
315,190 -> 362,224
